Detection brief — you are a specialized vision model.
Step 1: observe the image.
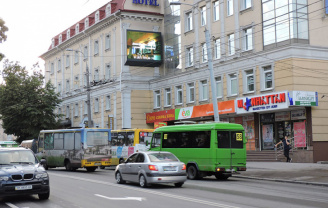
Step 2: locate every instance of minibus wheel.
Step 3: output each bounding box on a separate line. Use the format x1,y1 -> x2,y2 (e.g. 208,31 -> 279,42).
187,165 -> 198,180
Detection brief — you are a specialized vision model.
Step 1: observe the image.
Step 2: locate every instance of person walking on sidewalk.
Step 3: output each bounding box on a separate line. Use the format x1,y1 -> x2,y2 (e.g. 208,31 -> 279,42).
275,135 -> 292,162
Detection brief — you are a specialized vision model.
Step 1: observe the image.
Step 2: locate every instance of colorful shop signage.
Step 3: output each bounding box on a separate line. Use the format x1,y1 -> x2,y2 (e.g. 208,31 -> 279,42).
293,121 -> 306,147
132,0 -> 159,6
154,122 -> 167,129
146,109 -> 175,123
290,91 -> 318,106
236,91 -> 289,114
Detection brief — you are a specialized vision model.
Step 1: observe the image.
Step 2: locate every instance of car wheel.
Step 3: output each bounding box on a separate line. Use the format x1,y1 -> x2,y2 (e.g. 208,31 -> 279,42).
139,174 -> 148,188
187,165 -> 198,180
86,167 -> 97,172
65,160 -> 72,171
174,182 -> 184,187
115,171 -> 126,184
215,173 -> 230,180
38,191 -> 50,200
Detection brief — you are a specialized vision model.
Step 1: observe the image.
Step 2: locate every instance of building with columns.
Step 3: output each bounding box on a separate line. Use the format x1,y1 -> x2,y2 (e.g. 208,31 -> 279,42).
41,0 -> 328,162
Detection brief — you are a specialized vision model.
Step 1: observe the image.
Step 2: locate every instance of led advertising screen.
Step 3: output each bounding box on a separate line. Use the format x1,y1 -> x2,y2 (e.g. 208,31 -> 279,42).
126,30 -> 162,67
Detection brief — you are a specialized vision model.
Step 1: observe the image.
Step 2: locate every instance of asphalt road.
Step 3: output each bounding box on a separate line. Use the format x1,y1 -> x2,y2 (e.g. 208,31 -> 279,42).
1,167 -> 328,208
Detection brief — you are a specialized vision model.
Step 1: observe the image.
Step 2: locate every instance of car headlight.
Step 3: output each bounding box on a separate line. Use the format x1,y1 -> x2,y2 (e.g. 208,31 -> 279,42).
0,176 -> 9,181
35,172 -> 48,179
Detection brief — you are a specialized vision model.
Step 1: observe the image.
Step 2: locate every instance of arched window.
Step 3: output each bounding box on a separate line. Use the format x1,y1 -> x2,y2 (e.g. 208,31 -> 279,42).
106,4 -> 111,17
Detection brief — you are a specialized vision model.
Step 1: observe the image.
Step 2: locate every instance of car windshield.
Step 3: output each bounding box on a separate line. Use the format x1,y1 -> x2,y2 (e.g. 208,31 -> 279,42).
0,150 -> 37,165
148,153 -> 179,162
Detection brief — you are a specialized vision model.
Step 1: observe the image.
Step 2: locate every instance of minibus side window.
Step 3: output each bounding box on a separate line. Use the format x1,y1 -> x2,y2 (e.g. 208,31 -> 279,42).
151,133 -> 162,148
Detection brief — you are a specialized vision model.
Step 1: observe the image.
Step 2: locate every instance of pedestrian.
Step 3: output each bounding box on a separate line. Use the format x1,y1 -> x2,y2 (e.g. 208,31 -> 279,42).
275,135 -> 292,162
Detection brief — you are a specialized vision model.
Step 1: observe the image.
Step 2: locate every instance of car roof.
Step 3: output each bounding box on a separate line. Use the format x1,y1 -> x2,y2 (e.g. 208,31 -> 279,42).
140,151 -> 173,155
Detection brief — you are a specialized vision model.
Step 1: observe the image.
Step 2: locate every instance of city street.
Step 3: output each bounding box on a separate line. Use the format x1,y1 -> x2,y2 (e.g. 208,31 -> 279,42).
1,167 -> 328,208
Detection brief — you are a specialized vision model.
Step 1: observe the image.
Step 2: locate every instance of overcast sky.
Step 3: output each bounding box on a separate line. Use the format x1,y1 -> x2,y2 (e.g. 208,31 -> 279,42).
0,0 -> 110,73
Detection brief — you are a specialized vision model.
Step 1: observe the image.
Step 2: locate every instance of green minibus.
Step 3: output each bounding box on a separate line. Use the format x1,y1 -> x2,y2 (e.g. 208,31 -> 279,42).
149,123 -> 247,180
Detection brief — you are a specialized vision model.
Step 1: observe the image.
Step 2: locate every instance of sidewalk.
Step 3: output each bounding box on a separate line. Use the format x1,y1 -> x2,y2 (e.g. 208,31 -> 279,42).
233,162 -> 328,187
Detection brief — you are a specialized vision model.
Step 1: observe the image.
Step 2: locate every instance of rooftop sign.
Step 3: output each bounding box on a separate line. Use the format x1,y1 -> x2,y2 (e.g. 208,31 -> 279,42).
132,0 -> 159,6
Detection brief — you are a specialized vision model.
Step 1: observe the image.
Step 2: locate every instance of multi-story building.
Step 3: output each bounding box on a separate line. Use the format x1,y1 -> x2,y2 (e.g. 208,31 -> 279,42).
41,0 -> 328,162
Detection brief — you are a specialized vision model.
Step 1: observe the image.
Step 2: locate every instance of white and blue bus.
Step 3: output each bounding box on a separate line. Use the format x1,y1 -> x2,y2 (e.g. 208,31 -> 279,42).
37,128 -> 111,172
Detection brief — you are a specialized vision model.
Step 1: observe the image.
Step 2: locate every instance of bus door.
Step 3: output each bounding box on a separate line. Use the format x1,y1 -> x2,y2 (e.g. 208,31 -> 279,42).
216,131 -> 245,170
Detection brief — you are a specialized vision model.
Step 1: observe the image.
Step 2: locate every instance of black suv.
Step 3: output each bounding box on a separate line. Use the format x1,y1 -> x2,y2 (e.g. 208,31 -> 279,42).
0,147 -> 50,200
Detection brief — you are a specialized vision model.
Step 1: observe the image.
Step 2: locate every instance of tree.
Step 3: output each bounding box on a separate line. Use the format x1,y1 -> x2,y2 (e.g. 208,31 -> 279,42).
0,60 -> 62,143
0,18 -> 9,61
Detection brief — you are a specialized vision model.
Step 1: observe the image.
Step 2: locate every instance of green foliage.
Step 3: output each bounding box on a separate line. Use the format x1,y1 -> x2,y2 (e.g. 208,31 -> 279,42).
0,60 -> 62,143
0,18 -> 9,61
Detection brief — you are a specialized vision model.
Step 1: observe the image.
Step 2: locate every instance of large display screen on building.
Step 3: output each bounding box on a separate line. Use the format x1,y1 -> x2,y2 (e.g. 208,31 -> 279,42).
126,30 -> 162,67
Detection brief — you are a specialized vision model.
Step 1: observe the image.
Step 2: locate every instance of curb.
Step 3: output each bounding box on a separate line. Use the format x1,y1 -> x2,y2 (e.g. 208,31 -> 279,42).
232,175 -> 328,187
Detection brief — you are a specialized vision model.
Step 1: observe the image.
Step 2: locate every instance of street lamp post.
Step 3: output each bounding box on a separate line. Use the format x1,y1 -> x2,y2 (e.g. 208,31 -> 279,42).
170,1 -> 220,122
66,49 -> 93,128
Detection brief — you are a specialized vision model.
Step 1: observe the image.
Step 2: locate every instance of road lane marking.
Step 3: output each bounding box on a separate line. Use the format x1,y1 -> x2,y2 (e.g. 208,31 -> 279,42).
5,203 -> 24,208
50,172 -> 240,208
95,194 -> 144,201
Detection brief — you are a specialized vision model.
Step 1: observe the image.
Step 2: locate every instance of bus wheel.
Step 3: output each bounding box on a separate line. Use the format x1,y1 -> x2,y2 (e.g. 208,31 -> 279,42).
86,167 -> 97,172
215,173 -> 230,180
187,165 -> 199,180
65,160 -> 72,171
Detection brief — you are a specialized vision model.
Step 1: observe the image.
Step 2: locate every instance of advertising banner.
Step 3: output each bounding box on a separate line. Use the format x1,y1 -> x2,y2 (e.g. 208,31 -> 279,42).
290,91 -> 318,106
291,109 -> 306,120
146,109 -> 175,123
293,121 -> 306,147
262,124 -> 274,149
275,112 -> 290,121
154,122 -> 167,129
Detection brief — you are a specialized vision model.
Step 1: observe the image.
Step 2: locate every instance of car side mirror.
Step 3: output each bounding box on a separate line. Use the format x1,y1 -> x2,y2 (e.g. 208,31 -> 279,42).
40,159 -> 46,166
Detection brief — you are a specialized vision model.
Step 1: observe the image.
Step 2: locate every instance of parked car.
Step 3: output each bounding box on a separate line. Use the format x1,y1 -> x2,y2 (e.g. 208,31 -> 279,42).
0,147 -> 50,200
115,151 -> 187,188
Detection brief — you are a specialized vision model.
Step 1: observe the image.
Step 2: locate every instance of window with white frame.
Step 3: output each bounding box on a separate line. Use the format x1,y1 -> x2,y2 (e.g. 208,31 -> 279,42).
58,59 -> 61,72
66,55 -> 70,68
201,6 -> 206,26
74,75 -> 79,89
50,62 -> 54,74
215,77 -> 223,98
66,80 -> 70,92
75,24 -> 79,34
106,4 -> 111,17
154,90 -> 161,108
243,27 -> 253,51
85,18 -> 89,29
105,34 -> 111,50
215,38 -> 221,59
200,80 -> 208,101
227,0 -> 234,16
75,103 -> 79,117
186,47 -> 193,67
187,82 -> 195,103
57,83 -> 62,94
74,51 -> 79,64
84,46 -> 88,60
94,40 -> 99,55
59,35 -> 62,44
175,86 -> 183,105
244,69 -> 254,93
185,11 -> 193,32
165,88 -> 171,106
106,95 -> 111,110
241,0 -> 252,10
105,64 -> 111,79
228,33 -> 235,55
202,43 -> 207,63
94,98 -> 99,113
262,65 -> 273,90
94,68 -> 99,81
84,101 -> 88,115
66,106 -> 70,118
84,74 -> 88,86
67,30 -> 70,39
95,11 -> 100,23
213,1 -> 220,21
228,73 -> 238,96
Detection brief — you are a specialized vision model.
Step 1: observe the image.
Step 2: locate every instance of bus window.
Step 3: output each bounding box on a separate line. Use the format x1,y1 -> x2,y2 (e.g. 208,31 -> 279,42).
86,131 -> 109,146
75,132 -> 81,149
44,133 -> 54,150
139,132 -> 153,145
217,131 -> 244,148
38,134 -> 44,152
217,131 -> 230,148
162,131 -> 210,148
54,133 -> 64,150
64,132 -> 74,150
231,131 -> 244,149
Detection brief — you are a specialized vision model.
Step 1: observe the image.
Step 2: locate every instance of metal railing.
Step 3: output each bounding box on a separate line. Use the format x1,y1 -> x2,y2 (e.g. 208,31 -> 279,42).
275,137 -> 296,160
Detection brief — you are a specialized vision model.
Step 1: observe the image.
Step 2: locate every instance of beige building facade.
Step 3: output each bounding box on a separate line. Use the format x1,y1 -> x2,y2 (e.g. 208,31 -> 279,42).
41,0 -> 328,162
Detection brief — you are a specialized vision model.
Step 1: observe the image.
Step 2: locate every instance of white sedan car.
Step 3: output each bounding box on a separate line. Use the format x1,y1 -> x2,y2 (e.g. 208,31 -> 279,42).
115,151 -> 187,188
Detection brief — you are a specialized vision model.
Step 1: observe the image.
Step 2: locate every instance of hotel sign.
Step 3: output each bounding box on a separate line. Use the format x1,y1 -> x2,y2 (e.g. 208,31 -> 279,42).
132,0 -> 159,6
236,91 -> 289,114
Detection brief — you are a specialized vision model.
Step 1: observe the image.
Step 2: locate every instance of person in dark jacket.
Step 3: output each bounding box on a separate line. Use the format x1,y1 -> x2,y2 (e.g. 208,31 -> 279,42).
275,135 -> 292,162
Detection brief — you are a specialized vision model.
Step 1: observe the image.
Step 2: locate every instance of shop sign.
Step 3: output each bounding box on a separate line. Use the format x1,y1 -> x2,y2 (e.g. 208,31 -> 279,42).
291,109 -> 306,120
236,91 -> 289,114
290,91 -> 318,106
154,122 -> 167,129
293,121 -> 306,147
275,112 -> 290,121
132,0 -> 159,6
146,109 -> 175,123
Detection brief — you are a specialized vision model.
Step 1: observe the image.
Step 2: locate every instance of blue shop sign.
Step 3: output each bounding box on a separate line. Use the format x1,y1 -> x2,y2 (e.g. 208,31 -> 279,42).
133,0 -> 159,6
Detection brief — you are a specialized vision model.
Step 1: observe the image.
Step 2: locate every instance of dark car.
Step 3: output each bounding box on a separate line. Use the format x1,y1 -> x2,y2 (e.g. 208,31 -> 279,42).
0,147 -> 50,200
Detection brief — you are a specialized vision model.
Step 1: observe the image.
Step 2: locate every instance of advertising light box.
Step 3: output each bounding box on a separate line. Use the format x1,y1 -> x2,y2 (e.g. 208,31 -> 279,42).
126,30 -> 162,67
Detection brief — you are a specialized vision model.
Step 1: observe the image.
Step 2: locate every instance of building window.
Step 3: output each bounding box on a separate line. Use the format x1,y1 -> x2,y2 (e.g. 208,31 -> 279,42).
228,73 -> 238,96
201,6 -> 206,26
213,1 -> 220,21
106,95 -> 111,110
84,101 -> 88,115
228,34 -> 235,55
85,18 -> 89,29
106,4 -> 111,17
66,80 -> 70,92
95,11 -> 100,23
66,55 -> 70,68
67,30 -> 70,39
200,80 -> 208,101
175,86 -> 183,105
186,47 -> 193,67
243,28 -> 253,51
84,46 -> 88,60
74,75 -> 79,89
84,74 -> 88,86
57,83 -> 62,95
105,34 -> 111,50
66,106 -> 70,118
94,98 -> 99,113
215,38 -> 221,59
262,0 -> 308,46
241,0 -> 252,10
227,0 -> 234,16
58,107 -> 62,115
74,51 -> 79,64
154,90 -> 161,108
105,64 -> 111,80
165,88 -> 171,106
75,103 -> 79,117
58,59 -> 61,72
215,77 -> 223,98
185,11 -> 193,32
261,65 -> 273,90
94,68 -> 99,81
59,35 -> 62,44
244,69 -> 254,93
202,43 -> 208,63
187,83 -> 195,103
75,24 -> 79,34
50,62 -> 54,74
94,40 -> 99,55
